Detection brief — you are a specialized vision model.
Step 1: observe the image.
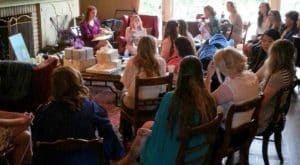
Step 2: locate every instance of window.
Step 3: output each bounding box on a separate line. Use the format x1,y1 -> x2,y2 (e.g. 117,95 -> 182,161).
280,0 -> 300,19
139,0 -> 162,16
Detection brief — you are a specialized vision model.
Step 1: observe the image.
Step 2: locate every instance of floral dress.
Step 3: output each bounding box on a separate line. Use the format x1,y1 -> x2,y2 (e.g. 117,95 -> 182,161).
0,127 -> 12,151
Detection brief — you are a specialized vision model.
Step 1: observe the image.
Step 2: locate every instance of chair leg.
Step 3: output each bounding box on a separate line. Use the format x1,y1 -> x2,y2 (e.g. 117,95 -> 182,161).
274,131 -> 284,164
240,143 -> 250,165
262,135 -> 270,165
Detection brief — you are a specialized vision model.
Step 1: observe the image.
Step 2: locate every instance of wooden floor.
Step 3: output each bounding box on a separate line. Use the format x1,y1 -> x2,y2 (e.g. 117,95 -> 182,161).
249,89 -> 300,165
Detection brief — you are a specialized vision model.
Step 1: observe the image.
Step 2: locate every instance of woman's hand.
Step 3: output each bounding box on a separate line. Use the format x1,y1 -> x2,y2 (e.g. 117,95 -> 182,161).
206,61 -> 216,79
23,112 -> 34,126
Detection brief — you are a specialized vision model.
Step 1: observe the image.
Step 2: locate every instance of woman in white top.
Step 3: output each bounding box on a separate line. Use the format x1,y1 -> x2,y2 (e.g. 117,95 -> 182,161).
125,15 -> 147,55
226,1 -> 243,46
255,39 -> 295,134
205,48 -> 259,128
121,35 -> 166,109
256,2 -> 271,35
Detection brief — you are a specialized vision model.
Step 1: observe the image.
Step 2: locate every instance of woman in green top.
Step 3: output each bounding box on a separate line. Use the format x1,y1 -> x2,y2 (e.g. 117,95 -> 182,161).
204,5 -> 221,36
139,56 -> 216,164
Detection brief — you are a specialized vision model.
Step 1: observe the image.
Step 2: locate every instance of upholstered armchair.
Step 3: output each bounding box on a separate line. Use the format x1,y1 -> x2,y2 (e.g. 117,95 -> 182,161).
0,57 -> 58,112
117,14 -> 159,55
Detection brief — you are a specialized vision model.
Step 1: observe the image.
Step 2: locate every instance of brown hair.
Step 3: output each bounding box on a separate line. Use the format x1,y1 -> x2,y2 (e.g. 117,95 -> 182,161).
265,39 -> 295,77
174,37 -> 195,57
167,56 -> 216,132
133,35 -> 161,77
204,5 -> 216,17
50,66 -> 89,110
84,5 -> 97,22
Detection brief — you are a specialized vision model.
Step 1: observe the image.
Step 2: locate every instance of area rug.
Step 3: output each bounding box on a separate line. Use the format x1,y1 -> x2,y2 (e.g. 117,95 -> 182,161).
88,85 -> 122,129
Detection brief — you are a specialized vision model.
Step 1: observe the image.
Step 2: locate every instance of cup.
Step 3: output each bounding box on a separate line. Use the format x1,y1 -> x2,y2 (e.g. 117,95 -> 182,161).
167,65 -> 175,73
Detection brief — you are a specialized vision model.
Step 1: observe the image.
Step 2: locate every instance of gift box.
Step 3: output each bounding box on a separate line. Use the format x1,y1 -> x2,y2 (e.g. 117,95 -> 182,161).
64,47 -> 96,71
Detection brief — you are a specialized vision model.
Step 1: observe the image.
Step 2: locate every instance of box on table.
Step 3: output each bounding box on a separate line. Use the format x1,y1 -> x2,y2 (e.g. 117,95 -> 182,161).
64,47 -> 96,71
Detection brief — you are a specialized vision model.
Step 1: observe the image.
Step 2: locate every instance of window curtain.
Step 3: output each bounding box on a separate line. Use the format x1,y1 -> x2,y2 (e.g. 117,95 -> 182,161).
132,0 -> 140,14
162,0 -> 173,22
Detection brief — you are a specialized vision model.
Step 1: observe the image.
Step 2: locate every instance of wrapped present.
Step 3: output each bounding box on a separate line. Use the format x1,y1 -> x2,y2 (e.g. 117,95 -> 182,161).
64,47 -> 96,71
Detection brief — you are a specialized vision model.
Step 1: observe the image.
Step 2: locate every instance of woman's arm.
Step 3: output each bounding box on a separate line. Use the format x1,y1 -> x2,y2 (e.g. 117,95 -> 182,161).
160,38 -> 172,61
211,84 -> 233,105
0,111 -> 24,119
0,114 -> 32,127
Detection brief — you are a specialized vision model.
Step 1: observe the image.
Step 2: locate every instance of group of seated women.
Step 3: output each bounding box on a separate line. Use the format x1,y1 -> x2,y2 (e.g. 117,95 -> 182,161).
0,2 -> 299,165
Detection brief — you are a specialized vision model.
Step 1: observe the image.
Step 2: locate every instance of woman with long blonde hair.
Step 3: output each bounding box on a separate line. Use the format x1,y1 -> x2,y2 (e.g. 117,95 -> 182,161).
256,39 -> 295,134
121,35 -> 166,109
125,15 -> 147,55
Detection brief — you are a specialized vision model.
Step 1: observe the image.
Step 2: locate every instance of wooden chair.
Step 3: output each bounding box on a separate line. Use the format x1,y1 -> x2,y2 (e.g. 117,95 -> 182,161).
33,138 -> 106,165
0,144 -> 14,165
214,95 -> 263,165
241,22 -> 251,46
256,85 -> 294,165
176,113 -> 223,165
120,74 -> 173,141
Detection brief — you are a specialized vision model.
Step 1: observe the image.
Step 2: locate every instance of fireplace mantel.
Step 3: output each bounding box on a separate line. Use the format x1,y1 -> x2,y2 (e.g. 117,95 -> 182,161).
0,0 -> 73,8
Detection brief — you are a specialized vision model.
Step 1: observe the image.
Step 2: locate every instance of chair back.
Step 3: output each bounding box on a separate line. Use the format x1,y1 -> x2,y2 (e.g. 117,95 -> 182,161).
176,113 -> 223,165
133,73 -> 173,120
241,22 -> 251,45
263,85 -> 293,133
223,95 -> 262,150
31,57 -> 58,111
33,138 -> 106,165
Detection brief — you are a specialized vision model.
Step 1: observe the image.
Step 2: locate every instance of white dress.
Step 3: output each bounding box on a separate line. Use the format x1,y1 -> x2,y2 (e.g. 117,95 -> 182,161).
220,71 -> 260,128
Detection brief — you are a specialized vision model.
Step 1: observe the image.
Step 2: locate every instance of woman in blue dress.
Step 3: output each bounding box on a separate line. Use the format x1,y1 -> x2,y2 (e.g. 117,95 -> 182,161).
138,56 -> 217,164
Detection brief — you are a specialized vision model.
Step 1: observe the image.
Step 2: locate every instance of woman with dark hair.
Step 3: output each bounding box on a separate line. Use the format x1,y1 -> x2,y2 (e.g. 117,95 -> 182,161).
226,1 -> 243,45
281,11 -> 299,41
204,5 -> 220,36
268,10 -> 283,32
161,20 -> 179,62
257,2 -> 271,35
32,66 -> 125,163
256,39 -> 295,134
248,29 -> 281,72
80,5 -> 107,50
177,19 -> 195,51
140,56 -> 216,164
167,37 -> 196,73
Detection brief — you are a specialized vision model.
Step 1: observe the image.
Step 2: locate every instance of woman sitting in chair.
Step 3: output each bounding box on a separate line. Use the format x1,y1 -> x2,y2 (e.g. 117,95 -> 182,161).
134,56 -> 216,164
32,66 -> 125,163
121,35 -> 166,110
0,111 -> 33,165
80,5 -> 108,50
125,15 -> 147,55
161,20 -> 179,62
256,39 -> 295,134
205,48 -> 259,128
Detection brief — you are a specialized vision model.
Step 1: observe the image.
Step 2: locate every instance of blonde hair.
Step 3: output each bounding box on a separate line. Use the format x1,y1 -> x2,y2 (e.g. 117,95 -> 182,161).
265,39 -> 295,77
133,35 -> 160,77
129,15 -> 144,30
51,66 -> 89,110
214,47 -> 247,76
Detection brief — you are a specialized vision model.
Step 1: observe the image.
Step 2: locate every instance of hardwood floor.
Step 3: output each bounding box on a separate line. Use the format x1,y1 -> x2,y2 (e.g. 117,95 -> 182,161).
249,89 -> 300,165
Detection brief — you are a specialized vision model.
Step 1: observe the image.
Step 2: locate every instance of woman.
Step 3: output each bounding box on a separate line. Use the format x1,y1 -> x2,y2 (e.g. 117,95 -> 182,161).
80,5 -> 107,50
256,2 -> 271,35
125,15 -> 147,55
281,11 -> 299,41
140,56 -> 216,164
32,66 -> 125,163
167,36 -> 196,73
177,19 -> 195,51
226,1 -> 243,45
0,111 -> 33,165
161,20 -> 179,62
256,39 -> 295,134
205,48 -> 259,128
204,5 -> 221,36
121,35 -> 166,109
268,10 -> 283,32
248,29 -> 281,72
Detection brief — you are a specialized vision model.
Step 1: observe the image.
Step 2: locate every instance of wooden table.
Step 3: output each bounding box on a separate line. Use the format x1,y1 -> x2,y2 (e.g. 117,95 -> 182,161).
81,71 -> 123,105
